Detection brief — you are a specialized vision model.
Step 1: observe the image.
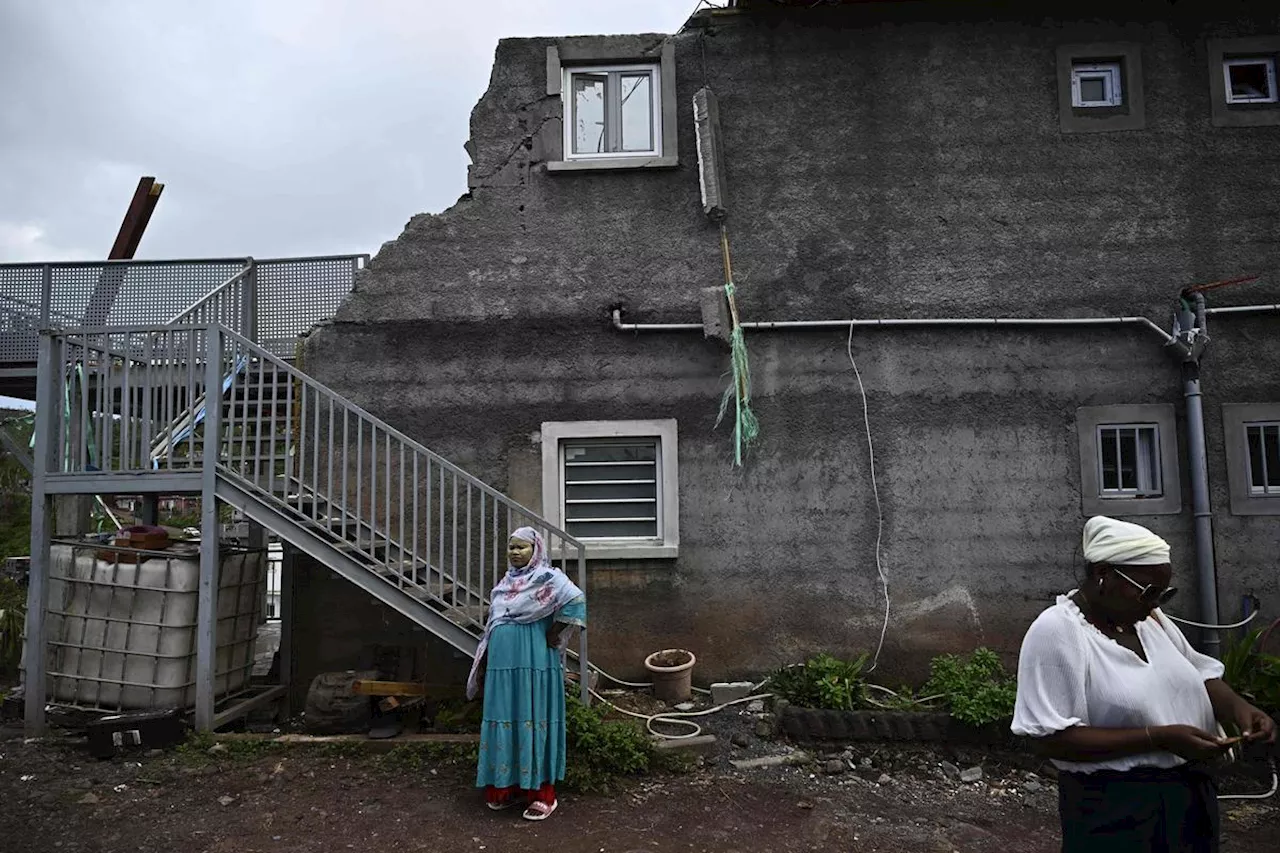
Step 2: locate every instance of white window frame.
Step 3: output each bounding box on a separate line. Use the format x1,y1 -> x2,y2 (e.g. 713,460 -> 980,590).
1223,405 -> 1280,515
562,63 -> 663,161
1223,56 -> 1279,104
541,419 -> 679,559
1076,405 -> 1180,516
1243,421 -> 1280,496
1072,62 -> 1124,107
1095,424 -> 1162,498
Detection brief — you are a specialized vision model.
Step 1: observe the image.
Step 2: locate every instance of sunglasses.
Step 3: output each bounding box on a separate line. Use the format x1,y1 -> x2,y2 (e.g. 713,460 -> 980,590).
1111,568 -> 1178,606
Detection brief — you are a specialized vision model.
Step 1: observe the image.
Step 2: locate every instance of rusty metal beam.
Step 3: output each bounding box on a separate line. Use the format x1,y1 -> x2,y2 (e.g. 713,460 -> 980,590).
83,177 -> 165,325
108,176 -> 164,260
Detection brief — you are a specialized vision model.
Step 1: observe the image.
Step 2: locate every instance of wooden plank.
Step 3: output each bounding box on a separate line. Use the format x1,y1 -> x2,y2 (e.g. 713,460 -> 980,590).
352,680 -> 427,697
208,732 -> 480,754
213,732 -> 479,744
350,680 -> 466,698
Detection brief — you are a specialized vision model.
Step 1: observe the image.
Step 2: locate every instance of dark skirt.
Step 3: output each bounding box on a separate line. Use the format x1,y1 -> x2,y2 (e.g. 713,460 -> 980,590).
1057,764 -> 1219,853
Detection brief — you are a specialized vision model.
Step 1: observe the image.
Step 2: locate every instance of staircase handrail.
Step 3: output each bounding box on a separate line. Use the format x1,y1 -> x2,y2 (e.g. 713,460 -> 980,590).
166,260 -> 256,333
216,323 -> 581,546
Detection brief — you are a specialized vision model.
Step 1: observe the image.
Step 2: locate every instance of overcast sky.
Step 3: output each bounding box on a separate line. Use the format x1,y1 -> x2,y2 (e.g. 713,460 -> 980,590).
0,1 -> 695,409
0,0 -> 696,264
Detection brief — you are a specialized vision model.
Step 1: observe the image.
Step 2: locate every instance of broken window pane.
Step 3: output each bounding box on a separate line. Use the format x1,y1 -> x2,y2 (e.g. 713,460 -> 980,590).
1225,58 -> 1278,103
572,73 -> 607,154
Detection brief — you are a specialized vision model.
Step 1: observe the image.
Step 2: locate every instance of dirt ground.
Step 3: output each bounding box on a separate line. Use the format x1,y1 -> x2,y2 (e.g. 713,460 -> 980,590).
2,726 -> 1277,853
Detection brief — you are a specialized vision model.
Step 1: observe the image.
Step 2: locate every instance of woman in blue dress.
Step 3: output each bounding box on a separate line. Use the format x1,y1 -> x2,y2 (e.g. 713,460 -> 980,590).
466,526 -> 586,821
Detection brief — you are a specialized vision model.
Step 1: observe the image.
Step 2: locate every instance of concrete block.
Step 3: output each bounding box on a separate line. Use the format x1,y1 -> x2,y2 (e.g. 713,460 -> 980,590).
652,734 -> 719,756
710,681 -> 755,706
699,287 -> 731,350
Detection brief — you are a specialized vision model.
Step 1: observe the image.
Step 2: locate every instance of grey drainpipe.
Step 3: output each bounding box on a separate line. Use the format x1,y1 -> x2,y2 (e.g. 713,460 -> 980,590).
1182,293 -> 1221,658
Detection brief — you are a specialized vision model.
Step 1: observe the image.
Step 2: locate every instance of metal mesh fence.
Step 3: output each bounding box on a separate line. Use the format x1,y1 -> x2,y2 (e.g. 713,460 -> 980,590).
256,256 -> 366,356
0,255 -> 366,362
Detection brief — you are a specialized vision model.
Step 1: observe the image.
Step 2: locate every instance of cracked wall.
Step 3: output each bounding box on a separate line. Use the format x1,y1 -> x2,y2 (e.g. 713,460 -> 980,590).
298,2 -> 1280,684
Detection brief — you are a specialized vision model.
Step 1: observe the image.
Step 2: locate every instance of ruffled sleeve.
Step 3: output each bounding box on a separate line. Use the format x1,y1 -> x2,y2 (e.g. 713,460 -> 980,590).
1153,610 -> 1225,681
555,595 -> 586,629
1011,604 -> 1090,738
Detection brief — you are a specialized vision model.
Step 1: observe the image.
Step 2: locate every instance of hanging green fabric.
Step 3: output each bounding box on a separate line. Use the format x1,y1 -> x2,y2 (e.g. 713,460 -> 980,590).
713,227 -> 759,466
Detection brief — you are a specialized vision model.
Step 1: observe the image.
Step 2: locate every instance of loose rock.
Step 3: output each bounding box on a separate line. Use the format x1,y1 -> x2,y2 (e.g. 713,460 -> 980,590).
1023,780 -> 1043,793
823,759 -> 846,775
960,766 -> 984,783
674,702 -> 695,712
939,760 -> 961,781
731,733 -> 751,748
746,700 -> 765,713
207,743 -> 228,755
877,773 -> 892,785
755,720 -> 773,738
218,795 -> 235,806
729,751 -> 809,770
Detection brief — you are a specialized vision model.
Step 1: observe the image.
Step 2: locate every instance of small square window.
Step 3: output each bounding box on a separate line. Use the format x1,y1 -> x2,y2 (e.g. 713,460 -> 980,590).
1076,405 -> 1179,516
1072,62 -> 1124,107
1097,424 -> 1162,497
1224,57 -> 1278,104
564,64 -> 662,160
1208,38 -> 1280,127
1244,422 -> 1280,496
1057,44 -> 1144,133
541,419 -> 679,559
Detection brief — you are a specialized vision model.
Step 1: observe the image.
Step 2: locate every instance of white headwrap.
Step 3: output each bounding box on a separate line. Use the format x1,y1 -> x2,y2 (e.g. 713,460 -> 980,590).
1082,516 -> 1170,566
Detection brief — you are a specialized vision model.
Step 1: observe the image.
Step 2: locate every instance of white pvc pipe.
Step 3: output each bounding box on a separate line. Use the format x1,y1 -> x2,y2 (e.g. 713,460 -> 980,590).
611,309 -> 1174,344
1204,304 -> 1280,316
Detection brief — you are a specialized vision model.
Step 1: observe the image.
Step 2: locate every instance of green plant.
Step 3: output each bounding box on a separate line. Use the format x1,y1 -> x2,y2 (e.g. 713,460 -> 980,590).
431,700 -> 483,733
564,694 -> 652,793
0,579 -> 25,671
1222,626 -> 1280,716
923,647 -> 1017,727
378,741 -> 479,772
769,653 -> 869,711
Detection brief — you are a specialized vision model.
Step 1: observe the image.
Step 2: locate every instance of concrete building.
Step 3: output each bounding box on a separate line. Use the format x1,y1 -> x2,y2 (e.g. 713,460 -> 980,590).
295,0 -> 1280,688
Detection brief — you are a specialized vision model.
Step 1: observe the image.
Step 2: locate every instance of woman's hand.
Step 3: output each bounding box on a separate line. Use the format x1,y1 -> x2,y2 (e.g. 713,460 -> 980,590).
545,625 -> 564,648
1233,703 -> 1277,744
1153,724 -> 1233,760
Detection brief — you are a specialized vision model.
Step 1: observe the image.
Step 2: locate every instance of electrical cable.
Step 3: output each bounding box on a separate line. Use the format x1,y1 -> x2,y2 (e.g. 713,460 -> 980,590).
1217,760 -> 1278,801
1164,611 -> 1260,630
848,320 -> 890,672
590,688 -> 774,740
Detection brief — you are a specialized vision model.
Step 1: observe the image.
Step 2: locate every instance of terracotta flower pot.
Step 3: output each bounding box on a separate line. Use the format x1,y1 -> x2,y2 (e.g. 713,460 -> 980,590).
644,648 -> 696,704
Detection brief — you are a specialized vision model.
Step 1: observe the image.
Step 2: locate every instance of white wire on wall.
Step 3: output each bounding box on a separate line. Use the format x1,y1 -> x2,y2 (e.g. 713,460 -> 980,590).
848,320 -> 890,672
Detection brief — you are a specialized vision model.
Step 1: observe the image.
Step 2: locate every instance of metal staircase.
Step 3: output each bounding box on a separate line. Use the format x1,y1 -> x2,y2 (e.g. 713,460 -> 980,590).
14,260 -> 587,734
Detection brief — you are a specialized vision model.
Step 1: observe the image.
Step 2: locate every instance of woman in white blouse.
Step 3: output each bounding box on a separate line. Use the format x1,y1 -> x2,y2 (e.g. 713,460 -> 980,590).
1012,516 -> 1275,853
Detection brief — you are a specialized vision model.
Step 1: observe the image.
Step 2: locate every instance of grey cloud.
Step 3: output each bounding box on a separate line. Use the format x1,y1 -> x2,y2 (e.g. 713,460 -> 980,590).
0,0 -> 693,261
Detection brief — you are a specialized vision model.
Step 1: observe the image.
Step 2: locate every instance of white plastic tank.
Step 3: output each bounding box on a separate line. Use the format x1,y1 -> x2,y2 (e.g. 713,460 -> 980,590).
46,542 -> 266,710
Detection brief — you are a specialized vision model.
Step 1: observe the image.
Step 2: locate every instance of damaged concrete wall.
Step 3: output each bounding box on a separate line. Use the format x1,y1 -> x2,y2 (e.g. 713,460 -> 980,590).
299,1 -> 1280,683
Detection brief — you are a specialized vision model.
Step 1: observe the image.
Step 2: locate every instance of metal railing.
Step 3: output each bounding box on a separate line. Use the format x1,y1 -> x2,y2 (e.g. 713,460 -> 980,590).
0,255 -> 368,363
166,262 -> 258,339
38,323 -> 590,696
